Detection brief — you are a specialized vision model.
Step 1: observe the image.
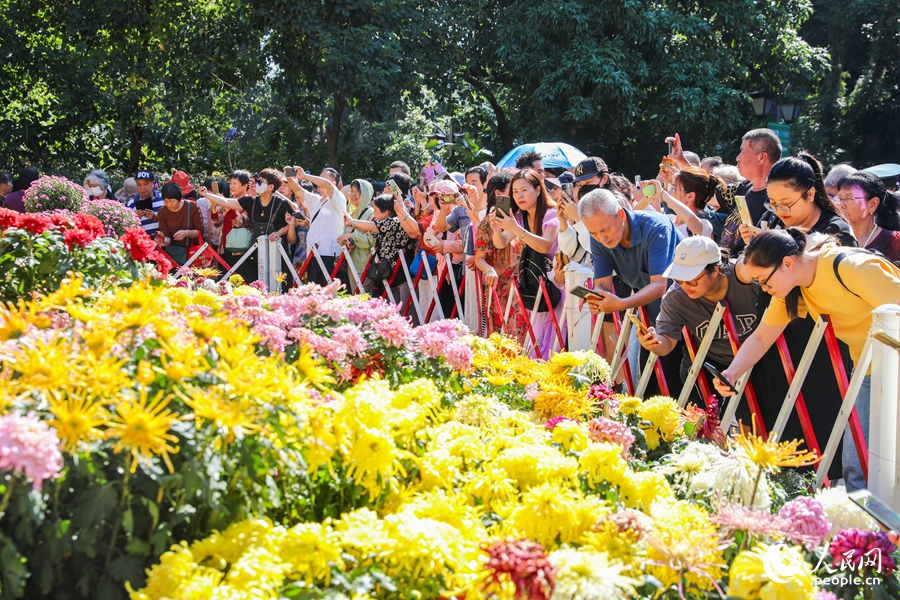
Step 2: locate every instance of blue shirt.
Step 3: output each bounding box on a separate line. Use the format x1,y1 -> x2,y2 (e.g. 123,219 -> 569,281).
591,209 -> 683,319
126,190 -> 164,235
446,205 -> 476,255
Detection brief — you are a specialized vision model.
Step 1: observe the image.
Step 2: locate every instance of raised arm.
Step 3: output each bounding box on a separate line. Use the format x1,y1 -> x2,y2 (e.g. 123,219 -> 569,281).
199,186 -> 243,211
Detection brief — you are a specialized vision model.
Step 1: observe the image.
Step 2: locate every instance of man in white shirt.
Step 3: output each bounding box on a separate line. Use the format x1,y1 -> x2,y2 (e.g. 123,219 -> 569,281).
286,166 -> 347,286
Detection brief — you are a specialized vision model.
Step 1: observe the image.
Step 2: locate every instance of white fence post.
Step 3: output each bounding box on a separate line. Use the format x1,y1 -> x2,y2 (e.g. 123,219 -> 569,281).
564,265 -> 595,351
870,305 -> 900,508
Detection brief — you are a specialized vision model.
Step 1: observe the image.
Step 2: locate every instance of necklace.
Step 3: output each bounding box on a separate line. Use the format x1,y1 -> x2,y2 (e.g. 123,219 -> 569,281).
862,223 -> 880,248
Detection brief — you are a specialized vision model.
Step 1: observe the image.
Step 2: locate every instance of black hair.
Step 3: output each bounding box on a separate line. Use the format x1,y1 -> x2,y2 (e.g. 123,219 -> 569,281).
485,170 -> 515,213
299,179 -> 316,194
385,172 -> 411,197
389,161 -> 411,176
369,179 -> 385,195
744,228 -> 810,320
0,172 -> 12,186
217,179 -> 230,198
767,152 -> 842,217
321,167 -> 342,188
465,166 -> 488,185
515,151 -> 543,169
258,168 -> 283,190
701,156 -> 724,170
837,171 -> 900,232
13,167 -> 39,191
230,170 -> 252,186
608,175 -> 634,204
161,182 -> 183,201
372,194 -> 396,217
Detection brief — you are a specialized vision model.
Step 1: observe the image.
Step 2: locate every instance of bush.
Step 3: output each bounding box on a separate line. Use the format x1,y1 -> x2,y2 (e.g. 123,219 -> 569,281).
80,198 -> 142,236
23,175 -> 88,213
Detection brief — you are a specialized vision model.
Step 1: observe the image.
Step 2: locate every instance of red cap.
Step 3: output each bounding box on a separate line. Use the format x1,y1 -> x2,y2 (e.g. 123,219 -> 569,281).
170,171 -> 195,196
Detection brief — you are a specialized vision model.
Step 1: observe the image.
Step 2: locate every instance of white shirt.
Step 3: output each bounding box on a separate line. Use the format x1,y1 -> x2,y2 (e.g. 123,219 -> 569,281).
302,187 -> 347,257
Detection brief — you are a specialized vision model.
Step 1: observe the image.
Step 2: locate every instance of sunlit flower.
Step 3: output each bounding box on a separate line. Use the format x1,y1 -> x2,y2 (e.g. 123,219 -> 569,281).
106,388 -> 181,473
732,419 -> 820,474
727,543 -> 815,600
548,547 -> 638,600
0,411 -> 64,489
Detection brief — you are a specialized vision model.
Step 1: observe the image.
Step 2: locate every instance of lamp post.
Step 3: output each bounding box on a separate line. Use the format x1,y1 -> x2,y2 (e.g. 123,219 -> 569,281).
749,91 -> 803,157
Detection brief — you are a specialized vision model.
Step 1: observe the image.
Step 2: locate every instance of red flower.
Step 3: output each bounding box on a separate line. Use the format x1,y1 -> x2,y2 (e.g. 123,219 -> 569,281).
63,228 -> 95,250
482,539 -> 556,600
72,214 -> 105,238
0,208 -> 21,230
17,213 -> 53,235
46,213 -> 72,229
119,227 -> 174,273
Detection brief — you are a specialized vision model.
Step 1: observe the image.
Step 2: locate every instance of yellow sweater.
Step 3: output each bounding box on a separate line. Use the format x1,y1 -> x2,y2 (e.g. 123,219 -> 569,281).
761,245 -> 900,367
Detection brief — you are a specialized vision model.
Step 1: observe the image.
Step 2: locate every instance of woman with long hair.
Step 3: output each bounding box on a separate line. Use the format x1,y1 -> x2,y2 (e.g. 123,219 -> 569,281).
718,228 -> 900,490
490,168 -> 563,358
835,171 -> 900,262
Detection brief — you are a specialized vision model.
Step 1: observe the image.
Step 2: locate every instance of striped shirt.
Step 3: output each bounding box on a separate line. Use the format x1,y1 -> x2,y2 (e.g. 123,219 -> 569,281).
126,190 -> 164,236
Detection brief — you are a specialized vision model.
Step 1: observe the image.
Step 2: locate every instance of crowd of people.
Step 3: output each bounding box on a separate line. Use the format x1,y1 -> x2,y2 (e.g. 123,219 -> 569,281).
2,130 -> 900,490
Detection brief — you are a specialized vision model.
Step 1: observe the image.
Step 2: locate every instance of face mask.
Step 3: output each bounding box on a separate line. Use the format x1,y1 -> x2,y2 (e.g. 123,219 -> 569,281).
88,186 -> 103,196
256,182 -> 268,195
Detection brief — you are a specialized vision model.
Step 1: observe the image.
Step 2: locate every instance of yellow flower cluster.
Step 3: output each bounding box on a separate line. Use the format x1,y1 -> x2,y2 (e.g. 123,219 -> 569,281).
636,395 -> 687,450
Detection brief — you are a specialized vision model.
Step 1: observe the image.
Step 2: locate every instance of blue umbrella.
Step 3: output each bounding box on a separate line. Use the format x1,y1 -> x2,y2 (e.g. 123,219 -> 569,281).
495,143 -> 588,169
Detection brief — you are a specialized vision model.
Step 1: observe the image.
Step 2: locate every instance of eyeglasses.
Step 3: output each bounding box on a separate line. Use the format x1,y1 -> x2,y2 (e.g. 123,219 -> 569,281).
675,270 -> 708,288
835,193 -> 868,205
753,262 -> 781,291
764,190 -> 809,215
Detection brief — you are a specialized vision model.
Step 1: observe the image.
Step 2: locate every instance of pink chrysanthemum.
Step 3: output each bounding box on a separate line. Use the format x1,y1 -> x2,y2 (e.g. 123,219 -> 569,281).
829,528 -> 896,576
545,416 -> 578,430
777,497 -> 831,550
443,341 -> 474,371
0,412 -> 64,490
372,313 -> 412,348
482,538 -> 556,600
587,417 -> 636,456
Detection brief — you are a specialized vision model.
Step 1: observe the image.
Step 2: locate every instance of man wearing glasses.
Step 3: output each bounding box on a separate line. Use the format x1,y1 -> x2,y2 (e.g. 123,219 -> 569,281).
717,129 -> 782,253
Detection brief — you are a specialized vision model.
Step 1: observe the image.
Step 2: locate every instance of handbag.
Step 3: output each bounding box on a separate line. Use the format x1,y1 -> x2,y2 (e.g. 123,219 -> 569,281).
370,256 -> 394,281
225,225 -> 252,252
518,215 -> 561,313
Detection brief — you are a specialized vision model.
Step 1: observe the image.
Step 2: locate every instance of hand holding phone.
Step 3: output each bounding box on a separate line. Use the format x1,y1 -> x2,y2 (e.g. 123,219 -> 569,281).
284,167 -> 297,178
704,362 -> 738,395
625,313 -> 650,336
569,285 -> 603,301
495,195 -> 512,215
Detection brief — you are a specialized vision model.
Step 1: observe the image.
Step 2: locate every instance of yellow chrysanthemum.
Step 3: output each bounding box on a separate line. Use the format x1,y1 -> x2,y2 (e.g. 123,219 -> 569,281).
637,395 -> 685,450
46,390 -> 110,453
508,483 -> 606,547
551,419 -> 590,452
294,345 -> 336,390
281,522 -> 344,585
107,388 -> 181,473
728,543 -> 815,600
617,397 -> 642,415
495,443 -> 579,489
732,419 -> 820,474
579,442 -> 629,488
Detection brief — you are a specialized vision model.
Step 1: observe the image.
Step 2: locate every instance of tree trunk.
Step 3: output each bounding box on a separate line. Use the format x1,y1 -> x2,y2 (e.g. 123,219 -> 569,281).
469,77 -> 514,154
127,125 -> 144,175
325,94 -> 345,168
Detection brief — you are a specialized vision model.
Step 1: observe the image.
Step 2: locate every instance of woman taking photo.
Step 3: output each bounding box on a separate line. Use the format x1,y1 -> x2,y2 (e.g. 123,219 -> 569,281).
641,167 -> 724,240
344,193 -> 419,301
200,168 -> 298,287
740,153 -> 854,246
336,179 -> 376,292
715,228 -> 900,491
835,171 -> 900,263
490,168 -> 562,358
473,170 -> 524,339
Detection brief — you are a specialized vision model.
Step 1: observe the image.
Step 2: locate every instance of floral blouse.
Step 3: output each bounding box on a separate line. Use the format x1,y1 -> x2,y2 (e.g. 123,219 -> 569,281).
374,217 -> 417,265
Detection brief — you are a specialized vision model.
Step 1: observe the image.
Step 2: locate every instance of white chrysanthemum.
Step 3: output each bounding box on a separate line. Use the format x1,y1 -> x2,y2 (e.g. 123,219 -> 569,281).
815,487 -> 878,537
690,454 -> 772,511
548,547 -> 638,600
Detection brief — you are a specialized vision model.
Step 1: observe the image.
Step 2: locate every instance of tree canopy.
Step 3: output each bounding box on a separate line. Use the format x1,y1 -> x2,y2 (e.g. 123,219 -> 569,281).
0,0 -> 895,183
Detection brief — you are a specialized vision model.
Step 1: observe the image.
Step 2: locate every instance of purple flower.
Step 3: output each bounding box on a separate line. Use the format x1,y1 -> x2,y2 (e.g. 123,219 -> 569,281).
587,417 -> 635,456
829,528 -> 897,576
777,497 -> 831,549
815,592 -> 838,600
0,412 -> 64,490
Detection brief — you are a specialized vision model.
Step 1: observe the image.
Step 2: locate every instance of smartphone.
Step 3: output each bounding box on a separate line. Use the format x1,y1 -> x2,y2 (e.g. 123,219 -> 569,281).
849,489 -> 900,531
874,331 -> 900,352
211,181 -> 220,195
561,183 -> 574,199
424,232 -> 440,247
668,140 -> 673,156
495,195 -> 512,215
625,313 -> 650,336
569,285 -> 603,301
634,175 -> 641,186
285,167 -> 297,178
703,362 -> 738,394
387,179 -> 401,196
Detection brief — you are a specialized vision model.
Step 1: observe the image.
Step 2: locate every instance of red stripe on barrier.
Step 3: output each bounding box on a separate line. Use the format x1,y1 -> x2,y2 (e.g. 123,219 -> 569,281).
612,312 -> 636,396
401,257 -> 427,318
293,246 -> 318,284
379,257 -> 404,301
424,261 -> 448,322
540,278 -> 566,352
773,334 -> 821,455
823,315 -> 868,483
681,327 -> 713,408
638,306 -> 669,396
330,252 -> 345,280
511,277 -> 542,360
450,267 -> 466,319
721,302 -> 767,441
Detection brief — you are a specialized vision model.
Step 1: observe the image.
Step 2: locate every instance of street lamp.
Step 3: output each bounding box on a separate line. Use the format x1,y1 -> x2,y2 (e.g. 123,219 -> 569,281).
780,103 -> 803,124
750,90 -> 776,120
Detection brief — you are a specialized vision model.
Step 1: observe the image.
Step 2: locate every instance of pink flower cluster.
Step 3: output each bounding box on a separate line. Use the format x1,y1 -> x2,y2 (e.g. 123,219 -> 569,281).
0,412 -> 64,490
544,416 -> 578,430
588,381 -> 620,414
587,416 -> 635,456
777,497 -> 831,550
829,528 -> 897,576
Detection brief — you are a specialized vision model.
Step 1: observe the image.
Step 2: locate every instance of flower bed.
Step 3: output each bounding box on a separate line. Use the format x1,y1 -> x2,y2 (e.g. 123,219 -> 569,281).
0,280 -> 896,600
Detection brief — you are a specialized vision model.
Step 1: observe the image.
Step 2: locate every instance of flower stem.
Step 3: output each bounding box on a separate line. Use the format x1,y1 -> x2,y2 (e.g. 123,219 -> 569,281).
0,478 -> 17,520
104,469 -> 131,572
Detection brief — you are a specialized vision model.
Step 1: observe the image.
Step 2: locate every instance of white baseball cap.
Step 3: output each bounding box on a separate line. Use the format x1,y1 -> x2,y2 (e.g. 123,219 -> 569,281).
663,236 -> 721,281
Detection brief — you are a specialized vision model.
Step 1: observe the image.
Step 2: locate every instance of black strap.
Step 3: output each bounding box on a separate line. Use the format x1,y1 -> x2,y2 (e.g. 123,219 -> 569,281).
833,249 -> 877,298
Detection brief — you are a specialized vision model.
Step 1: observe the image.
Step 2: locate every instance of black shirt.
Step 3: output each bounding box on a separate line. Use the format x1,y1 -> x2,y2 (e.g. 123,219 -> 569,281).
237,194 -> 290,234
759,209 -> 857,247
